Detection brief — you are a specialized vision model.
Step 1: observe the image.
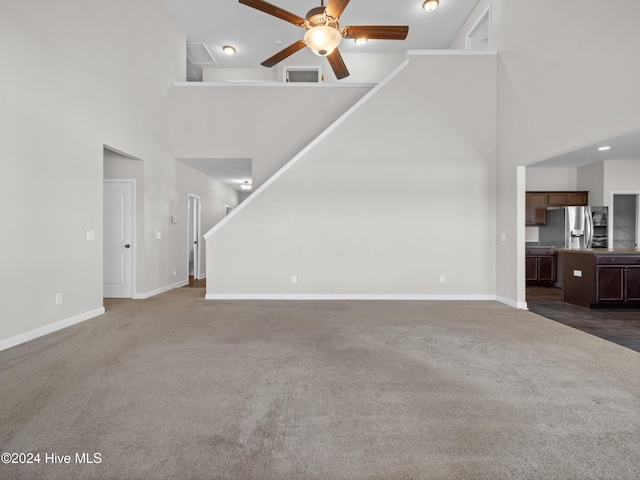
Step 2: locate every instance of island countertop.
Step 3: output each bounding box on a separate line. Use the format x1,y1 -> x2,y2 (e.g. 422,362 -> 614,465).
559,248 -> 640,309
553,248 -> 640,255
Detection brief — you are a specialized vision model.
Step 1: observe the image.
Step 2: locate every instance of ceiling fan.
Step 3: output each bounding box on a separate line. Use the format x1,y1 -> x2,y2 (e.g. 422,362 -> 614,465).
239,0 -> 409,79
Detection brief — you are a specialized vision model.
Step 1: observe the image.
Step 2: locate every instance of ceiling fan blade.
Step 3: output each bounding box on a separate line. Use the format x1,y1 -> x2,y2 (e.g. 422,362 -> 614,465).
261,39 -> 306,67
325,0 -> 350,20
327,48 -> 350,80
342,25 -> 409,41
239,0 -> 305,27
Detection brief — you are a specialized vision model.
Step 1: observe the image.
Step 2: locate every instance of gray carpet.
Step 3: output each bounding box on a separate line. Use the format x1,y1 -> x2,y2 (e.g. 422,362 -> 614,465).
1,288 -> 639,479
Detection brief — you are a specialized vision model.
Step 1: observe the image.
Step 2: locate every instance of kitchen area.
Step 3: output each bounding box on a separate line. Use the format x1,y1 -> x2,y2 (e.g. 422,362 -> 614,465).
525,187 -> 640,351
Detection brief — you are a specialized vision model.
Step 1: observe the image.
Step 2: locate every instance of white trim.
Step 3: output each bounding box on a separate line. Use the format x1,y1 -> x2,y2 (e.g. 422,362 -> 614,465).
133,279 -> 189,300
174,81 -> 375,88
103,179 -> 137,299
103,144 -> 143,162
405,49 -> 497,56
0,308 -> 105,351
187,194 -> 202,280
496,296 -> 528,310
465,5 -> 492,51
204,55 -> 411,241
205,293 -> 497,301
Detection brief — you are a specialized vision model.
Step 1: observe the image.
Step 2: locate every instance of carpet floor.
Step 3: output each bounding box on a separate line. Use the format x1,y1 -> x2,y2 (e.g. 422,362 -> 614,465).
1,288 -> 639,479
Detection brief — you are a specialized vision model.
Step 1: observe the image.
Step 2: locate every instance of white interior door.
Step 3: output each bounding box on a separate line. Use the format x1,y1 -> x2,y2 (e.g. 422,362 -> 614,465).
104,181 -> 133,298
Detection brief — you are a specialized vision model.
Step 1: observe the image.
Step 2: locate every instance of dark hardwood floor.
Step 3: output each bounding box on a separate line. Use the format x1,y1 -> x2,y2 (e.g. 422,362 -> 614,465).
527,286 -> 640,353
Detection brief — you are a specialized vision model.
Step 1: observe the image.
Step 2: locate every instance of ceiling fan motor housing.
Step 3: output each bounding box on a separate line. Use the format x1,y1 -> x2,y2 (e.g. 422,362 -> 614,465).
305,6 -> 339,29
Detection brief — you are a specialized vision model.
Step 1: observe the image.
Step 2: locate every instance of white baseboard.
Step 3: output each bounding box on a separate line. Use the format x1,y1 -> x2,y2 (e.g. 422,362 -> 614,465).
496,296 -> 528,310
205,293 -> 498,301
0,307 -> 105,352
133,279 -> 189,300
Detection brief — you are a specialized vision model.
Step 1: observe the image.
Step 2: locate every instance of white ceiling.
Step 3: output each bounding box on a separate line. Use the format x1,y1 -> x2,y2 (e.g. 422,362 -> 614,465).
179,157 -> 252,191
529,129 -> 640,169
160,0 -> 481,69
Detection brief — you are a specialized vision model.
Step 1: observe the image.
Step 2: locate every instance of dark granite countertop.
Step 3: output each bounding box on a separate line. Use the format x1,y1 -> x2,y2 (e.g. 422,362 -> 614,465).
554,248 -> 640,255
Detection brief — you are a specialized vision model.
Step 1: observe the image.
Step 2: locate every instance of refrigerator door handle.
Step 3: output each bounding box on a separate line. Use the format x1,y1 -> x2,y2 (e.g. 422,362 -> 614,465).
585,207 -> 593,248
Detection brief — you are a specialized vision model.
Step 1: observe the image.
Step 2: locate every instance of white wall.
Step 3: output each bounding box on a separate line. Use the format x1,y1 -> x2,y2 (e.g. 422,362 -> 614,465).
603,161 -> 640,203
577,162 -> 605,206
203,51 -> 406,84
174,162 -> 239,280
525,168 -> 577,191
0,0 -> 187,347
171,84 -> 371,188
452,0 -> 640,305
205,53 -> 497,298
0,0 -> 238,349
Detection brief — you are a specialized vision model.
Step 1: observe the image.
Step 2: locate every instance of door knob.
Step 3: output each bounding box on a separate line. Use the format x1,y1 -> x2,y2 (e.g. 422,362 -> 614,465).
125,244 -> 131,248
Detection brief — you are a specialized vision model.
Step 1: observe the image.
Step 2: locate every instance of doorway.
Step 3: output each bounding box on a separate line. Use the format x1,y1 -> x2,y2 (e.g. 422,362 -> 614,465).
612,193 -> 639,248
103,180 -> 135,298
188,194 -> 202,280
465,5 -> 491,51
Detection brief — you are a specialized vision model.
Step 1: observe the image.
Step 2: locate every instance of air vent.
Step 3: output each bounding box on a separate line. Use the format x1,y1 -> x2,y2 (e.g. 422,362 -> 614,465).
186,43 -> 216,82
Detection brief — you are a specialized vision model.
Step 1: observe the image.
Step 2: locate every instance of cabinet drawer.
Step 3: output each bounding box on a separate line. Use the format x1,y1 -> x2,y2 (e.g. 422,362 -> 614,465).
596,255 -> 640,265
526,248 -> 554,256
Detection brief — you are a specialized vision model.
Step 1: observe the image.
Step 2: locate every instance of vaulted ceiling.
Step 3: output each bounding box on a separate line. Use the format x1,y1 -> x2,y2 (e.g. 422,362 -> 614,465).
160,0 -> 480,69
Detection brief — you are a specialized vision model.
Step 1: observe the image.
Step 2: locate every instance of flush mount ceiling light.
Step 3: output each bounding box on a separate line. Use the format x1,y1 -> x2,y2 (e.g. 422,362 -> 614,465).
423,0 -> 439,12
240,180 -> 252,190
222,45 -> 236,56
354,37 -> 367,46
598,146 -> 611,151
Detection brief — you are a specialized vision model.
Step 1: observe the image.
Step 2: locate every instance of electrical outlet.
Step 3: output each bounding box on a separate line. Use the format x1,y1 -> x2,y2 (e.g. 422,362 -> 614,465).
501,233 -> 506,242
291,275 -> 297,284
172,269 -> 177,277
86,230 -> 96,241
55,293 -> 63,306
439,275 -> 446,284
156,232 -> 162,239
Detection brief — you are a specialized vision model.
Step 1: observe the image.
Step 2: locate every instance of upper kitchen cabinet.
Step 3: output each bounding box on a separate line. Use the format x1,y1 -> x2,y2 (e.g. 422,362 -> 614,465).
547,192 -> 589,206
526,192 -> 548,225
526,191 -> 589,225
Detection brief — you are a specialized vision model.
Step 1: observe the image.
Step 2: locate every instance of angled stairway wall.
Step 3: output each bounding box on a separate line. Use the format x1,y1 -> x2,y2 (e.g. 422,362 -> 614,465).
204,52 -> 497,299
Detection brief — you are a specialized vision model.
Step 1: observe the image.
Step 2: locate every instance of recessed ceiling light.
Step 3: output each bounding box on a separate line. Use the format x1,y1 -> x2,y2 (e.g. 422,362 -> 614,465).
598,146 -> 611,151
222,45 -> 236,56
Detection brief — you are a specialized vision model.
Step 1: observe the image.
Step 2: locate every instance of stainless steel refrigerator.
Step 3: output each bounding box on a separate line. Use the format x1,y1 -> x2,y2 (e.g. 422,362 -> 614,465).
538,206 -> 608,249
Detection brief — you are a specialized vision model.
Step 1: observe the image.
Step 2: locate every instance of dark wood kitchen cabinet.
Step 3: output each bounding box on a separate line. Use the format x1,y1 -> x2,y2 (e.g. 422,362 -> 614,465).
595,255 -> 640,306
547,192 -> 588,207
526,193 -> 548,225
526,248 -> 556,285
525,191 -> 589,225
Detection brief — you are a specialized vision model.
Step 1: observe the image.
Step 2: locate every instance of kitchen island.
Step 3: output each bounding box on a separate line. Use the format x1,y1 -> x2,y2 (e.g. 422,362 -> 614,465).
558,248 -> 640,309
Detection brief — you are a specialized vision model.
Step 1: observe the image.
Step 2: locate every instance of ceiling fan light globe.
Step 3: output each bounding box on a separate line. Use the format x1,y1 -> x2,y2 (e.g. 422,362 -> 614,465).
423,0 -> 439,12
355,38 -> 367,46
304,25 -> 341,56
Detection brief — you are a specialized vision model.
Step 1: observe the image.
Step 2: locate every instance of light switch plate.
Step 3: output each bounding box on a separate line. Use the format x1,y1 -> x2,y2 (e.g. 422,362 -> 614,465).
86,230 -> 96,241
